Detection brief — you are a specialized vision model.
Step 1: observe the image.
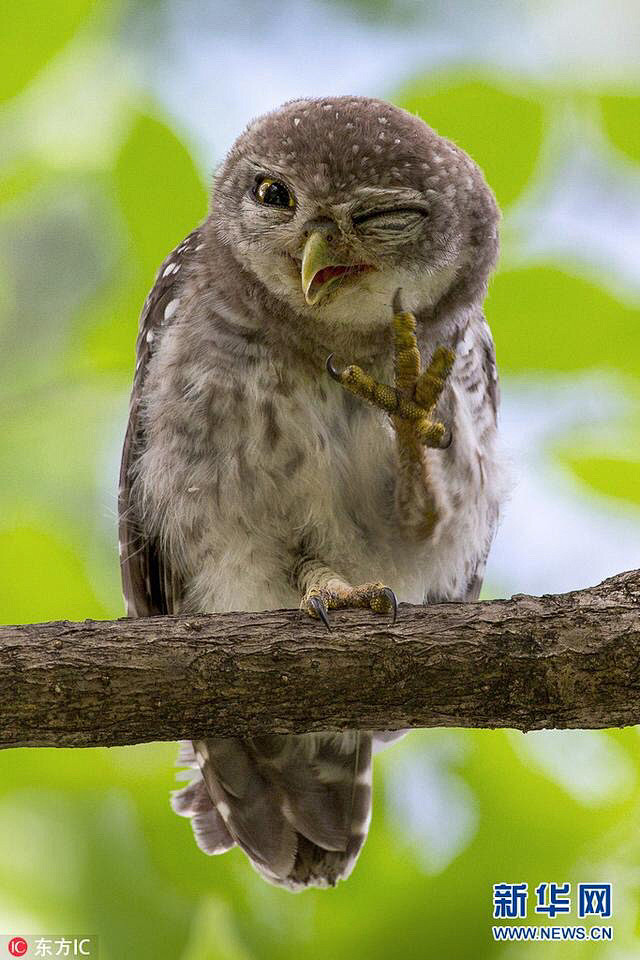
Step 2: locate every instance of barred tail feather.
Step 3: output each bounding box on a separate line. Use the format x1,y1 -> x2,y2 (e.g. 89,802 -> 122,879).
170,771 -> 235,855
171,732 -> 373,890
282,731 -> 372,891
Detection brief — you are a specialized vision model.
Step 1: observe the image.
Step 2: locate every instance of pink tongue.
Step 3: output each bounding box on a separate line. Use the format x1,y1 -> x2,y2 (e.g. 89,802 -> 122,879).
314,265 -> 350,285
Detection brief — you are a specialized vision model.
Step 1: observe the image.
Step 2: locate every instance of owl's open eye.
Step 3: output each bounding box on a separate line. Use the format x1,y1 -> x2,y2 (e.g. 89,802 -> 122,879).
254,177 -> 295,210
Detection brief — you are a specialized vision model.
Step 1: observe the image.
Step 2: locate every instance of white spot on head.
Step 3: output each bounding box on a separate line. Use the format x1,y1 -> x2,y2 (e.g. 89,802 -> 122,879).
352,144 -> 359,154
378,117 -> 388,124
293,117 -> 301,126
164,298 -> 179,321
394,138 -> 401,145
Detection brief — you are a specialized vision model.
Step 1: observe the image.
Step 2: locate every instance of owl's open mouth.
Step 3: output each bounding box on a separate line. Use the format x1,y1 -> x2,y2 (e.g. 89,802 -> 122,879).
299,230 -> 376,305
307,263 -> 375,303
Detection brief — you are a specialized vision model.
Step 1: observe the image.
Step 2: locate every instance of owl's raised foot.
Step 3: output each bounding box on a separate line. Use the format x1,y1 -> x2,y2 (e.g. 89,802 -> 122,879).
301,582 -> 398,632
326,291 -> 454,449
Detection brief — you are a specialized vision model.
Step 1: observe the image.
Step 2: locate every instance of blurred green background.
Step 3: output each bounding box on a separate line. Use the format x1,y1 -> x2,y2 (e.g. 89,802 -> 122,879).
2,1 -> 640,957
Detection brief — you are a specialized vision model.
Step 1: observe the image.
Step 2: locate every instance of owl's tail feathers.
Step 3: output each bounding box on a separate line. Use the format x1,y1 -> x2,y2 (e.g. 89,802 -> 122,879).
171,733 -> 373,891
170,746 -> 235,855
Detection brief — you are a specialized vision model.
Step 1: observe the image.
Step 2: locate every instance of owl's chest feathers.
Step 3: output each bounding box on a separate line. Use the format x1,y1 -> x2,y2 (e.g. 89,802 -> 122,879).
216,363 -> 396,534
143,325 -> 497,611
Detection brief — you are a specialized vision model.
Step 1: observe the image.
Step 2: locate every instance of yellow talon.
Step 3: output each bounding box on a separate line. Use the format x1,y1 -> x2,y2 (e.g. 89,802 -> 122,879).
415,419 -> 446,447
393,310 -> 421,390
301,580 -> 398,627
325,295 -> 454,450
415,347 -> 455,411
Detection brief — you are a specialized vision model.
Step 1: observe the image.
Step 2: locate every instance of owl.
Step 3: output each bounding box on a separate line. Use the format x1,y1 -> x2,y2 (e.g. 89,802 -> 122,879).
118,96 -> 505,890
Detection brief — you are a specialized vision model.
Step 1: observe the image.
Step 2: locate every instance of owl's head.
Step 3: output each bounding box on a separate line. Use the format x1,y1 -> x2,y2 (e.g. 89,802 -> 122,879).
211,97 -> 499,331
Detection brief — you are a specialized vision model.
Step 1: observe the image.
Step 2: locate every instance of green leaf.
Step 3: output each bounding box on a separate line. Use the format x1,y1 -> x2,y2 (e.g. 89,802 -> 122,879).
393,72 -> 546,208
0,526 -> 108,624
0,0 -> 100,104
485,266 -> 640,377
74,280 -> 144,375
79,111 -> 210,375
181,899 -> 255,960
0,162 -> 44,210
114,111 -> 208,283
325,0 -> 426,22
559,455 -> 640,506
600,94 -> 640,165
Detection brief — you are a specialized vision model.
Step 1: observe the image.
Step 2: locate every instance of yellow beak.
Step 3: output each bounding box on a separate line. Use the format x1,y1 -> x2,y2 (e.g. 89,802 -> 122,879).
301,231 -> 344,306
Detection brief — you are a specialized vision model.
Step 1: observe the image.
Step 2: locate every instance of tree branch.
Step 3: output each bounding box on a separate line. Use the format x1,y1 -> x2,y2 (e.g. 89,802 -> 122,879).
1,569 -> 639,749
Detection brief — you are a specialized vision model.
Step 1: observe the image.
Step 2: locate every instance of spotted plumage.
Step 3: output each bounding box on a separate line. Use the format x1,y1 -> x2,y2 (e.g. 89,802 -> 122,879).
118,96 -> 507,890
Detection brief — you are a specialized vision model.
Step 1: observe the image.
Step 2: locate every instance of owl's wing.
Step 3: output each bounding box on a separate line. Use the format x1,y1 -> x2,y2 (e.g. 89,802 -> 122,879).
480,315 -> 500,424
463,316 -> 500,602
118,229 -> 202,617
119,227 -> 238,859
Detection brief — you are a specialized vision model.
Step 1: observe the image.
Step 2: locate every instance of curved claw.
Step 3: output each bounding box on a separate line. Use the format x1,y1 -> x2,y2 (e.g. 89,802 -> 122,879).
392,287 -> 404,315
440,426 -> 453,449
325,354 -> 343,382
382,587 -> 398,625
308,595 -> 332,632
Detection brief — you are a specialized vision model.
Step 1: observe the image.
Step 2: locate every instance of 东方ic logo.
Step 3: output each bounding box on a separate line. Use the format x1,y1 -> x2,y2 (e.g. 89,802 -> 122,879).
8,938 -> 28,957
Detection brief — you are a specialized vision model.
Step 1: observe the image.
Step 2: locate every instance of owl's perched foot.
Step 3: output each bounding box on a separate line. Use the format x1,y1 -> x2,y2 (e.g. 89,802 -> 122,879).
326,290 -> 454,450
301,581 -> 397,632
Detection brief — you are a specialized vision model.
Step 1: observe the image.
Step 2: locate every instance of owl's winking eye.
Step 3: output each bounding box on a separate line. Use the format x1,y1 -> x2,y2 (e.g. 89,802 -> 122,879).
352,206 -> 428,227
254,176 -> 295,210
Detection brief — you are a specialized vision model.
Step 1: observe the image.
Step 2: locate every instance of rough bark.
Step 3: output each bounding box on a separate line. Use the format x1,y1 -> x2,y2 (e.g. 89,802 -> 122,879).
1,569 -> 639,749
